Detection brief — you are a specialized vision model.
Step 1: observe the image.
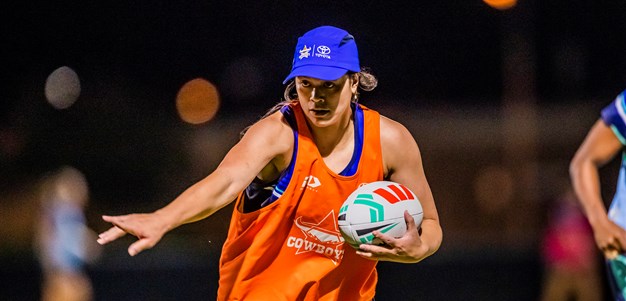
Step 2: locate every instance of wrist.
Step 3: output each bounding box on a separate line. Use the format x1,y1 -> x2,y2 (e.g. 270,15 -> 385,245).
587,212 -> 610,228
153,209 -> 177,232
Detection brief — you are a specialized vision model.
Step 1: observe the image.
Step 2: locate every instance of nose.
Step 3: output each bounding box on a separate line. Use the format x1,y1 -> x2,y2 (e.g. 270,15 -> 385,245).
310,88 -> 324,103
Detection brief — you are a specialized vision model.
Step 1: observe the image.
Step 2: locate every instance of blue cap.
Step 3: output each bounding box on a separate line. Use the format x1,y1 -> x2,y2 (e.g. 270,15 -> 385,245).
283,26 -> 360,84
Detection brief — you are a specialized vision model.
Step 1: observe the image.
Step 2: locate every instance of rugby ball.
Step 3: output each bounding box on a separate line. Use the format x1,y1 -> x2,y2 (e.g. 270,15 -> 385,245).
338,181 -> 423,249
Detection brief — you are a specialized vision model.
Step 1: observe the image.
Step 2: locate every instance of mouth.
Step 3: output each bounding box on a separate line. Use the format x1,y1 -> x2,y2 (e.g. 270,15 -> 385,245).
309,108 -> 331,117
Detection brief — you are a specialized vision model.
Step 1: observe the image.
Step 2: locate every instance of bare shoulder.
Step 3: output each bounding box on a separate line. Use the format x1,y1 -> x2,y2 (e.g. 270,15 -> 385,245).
379,115 -> 421,177
238,110 -> 295,176
379,115 -> 416,147
242,110 -> 293,150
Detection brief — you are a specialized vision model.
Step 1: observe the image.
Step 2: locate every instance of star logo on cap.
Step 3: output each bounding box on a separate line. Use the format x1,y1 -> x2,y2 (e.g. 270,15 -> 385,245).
298,45 -> 311,60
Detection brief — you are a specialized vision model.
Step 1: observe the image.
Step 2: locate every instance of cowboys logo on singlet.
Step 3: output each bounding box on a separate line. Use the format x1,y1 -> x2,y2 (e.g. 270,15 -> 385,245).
286,210 -> 345,265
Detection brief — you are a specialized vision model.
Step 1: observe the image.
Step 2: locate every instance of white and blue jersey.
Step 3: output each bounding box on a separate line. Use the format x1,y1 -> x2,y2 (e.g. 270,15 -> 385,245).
40,200 -> 89,273
601,90 -> 626,230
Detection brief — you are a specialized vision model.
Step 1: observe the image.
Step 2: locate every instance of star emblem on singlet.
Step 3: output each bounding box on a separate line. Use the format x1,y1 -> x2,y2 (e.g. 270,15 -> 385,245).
290,211 -> 345,264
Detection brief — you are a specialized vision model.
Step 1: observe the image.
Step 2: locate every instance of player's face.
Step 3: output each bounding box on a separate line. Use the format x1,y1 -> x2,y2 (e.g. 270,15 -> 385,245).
295,74 -> 358,128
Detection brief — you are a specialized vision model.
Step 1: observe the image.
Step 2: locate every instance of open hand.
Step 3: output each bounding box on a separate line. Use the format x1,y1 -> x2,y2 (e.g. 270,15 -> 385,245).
97,213 -> 168,256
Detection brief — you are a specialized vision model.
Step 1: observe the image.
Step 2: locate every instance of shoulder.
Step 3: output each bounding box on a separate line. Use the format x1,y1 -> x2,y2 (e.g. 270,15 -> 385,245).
379,115 -> 415,147
230,108 -> 295,179
378,115 -> 422,176
243,109 -> 294,147
601,91 -> 626,144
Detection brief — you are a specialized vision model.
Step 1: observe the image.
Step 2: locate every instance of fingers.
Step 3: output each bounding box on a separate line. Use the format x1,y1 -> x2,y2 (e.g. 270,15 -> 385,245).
371,211 -> 414,245
128,239 -> 155,257
97,226 -> 127,245
366,211 -> 418,250
357,243 -> 392,262
372,230 -> 395,247
98,213 -> 164,256
102,215 -> 127,227
97,225 -> 152,256
358,231 -> 397,258
98,215 -> 132,245
404,210 -> 416,231
355,249 -> 378,261
616,234 -> 626,253
602,238 -> 624,259
605,248 -> 619,260
102,215 -> 116,222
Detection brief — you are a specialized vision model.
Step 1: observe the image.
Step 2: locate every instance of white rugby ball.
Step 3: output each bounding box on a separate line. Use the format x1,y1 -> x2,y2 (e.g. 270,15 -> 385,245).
338,181 -> 423,249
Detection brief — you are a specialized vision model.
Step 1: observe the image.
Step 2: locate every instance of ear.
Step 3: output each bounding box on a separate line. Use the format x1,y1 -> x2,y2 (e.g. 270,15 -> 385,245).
350,73 -> 359,93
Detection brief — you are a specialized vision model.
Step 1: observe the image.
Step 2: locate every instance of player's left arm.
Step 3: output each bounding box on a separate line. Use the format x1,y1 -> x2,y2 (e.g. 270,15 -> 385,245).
357,116 -> 443,263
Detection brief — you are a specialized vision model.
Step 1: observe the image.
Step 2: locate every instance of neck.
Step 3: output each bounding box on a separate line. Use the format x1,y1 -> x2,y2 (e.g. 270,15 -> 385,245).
309,111 -> 354,157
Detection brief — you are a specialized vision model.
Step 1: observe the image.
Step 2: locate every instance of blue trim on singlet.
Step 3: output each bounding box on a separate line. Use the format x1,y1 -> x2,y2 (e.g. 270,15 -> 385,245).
261,106 -> 299,205
339,103 -> 364,176
266,103 -> 363,203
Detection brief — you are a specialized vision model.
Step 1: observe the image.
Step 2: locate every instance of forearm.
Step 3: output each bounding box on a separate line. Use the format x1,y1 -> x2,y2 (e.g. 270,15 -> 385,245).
570,159 -> 608,226
155,170 -> 242,231
569,119 -> 623,226
419,218 -> 442,257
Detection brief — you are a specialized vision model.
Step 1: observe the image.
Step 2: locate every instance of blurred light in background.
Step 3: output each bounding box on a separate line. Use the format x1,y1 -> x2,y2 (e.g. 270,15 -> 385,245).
483,0 -> 517,10
176,78 -> 220,125
44,66 -> 81,110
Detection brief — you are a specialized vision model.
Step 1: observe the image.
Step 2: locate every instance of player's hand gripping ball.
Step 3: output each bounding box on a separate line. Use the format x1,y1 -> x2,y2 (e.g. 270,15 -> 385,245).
338,181 -> 423,249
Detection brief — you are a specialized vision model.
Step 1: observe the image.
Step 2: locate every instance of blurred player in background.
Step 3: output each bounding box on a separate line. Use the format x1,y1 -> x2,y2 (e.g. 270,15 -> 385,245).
97,25 -> 442,300
570,89 -> 626,300
540,183 -> 601,301
35,166 -> 101,301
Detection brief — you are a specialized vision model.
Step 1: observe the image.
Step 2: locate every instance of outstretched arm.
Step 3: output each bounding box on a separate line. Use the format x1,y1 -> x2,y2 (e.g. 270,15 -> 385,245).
570,119 -> 626,257
357,116 -> 442,263
97,113 -> 293,256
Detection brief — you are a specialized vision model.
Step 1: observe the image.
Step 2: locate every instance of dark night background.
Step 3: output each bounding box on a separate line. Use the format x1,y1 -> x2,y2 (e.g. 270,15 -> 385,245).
2,0 -> 626,300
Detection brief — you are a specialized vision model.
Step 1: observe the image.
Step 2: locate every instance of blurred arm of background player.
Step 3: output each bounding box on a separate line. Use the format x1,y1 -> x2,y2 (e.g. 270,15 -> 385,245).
570,119 -> 626,256
96,112 -> 292,256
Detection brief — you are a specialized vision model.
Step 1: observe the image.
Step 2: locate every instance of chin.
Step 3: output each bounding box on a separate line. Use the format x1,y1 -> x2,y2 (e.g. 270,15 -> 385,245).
308,117 -> 335,128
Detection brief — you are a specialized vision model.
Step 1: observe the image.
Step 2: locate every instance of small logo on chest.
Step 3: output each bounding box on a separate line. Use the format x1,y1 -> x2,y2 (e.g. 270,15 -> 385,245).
302,175 -> 321,190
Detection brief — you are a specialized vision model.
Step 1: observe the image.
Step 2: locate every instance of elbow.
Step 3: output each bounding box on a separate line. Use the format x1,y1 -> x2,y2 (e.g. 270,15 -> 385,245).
569,150 -> 591,181
569,155 -> 581,180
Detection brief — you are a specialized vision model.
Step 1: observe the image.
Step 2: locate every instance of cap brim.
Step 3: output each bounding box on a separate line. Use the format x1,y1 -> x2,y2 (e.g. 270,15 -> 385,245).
282,65 -> 349,84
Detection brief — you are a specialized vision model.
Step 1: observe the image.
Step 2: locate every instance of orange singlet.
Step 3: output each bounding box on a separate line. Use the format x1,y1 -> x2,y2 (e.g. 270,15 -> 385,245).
218,102 -> 384,300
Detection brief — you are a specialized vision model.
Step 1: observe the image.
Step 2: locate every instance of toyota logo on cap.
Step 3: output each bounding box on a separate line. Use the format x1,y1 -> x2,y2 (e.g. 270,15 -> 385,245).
317,45 -> 331,55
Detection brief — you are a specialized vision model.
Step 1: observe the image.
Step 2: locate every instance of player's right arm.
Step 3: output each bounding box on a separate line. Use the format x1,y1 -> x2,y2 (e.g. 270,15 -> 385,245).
570,119 -> 626,256
97,111 -> 294,256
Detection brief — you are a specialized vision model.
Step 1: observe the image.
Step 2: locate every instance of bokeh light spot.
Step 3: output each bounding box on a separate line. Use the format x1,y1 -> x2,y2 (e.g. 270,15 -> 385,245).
483,0 -> 517,10
45,66 -> 81,110
176,78 -> 220,124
